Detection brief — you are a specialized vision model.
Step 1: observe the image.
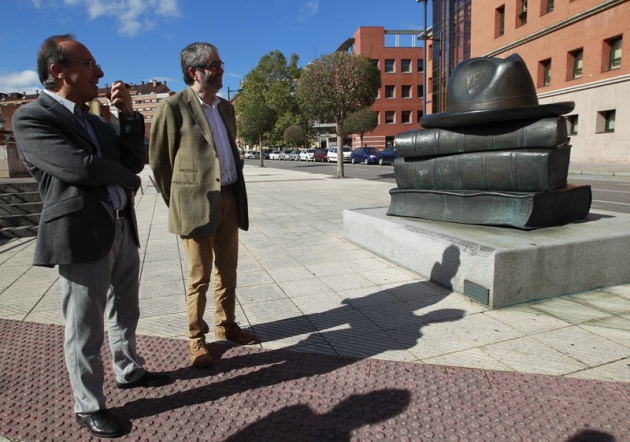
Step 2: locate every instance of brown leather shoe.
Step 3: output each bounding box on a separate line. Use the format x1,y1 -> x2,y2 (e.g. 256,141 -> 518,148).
216,323 -> 259,345
189,338 -> 213,368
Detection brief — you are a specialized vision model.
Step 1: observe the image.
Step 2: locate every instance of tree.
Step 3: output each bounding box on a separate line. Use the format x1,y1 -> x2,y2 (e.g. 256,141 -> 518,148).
239,100 -> 276,167
344,107 -> 378,147
284,125 -> 305,147
236,50 -> 303,148
296,51 -> 381,178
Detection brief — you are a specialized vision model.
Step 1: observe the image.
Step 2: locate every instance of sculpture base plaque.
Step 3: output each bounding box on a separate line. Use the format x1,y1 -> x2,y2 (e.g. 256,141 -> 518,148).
387,184 -> 592,230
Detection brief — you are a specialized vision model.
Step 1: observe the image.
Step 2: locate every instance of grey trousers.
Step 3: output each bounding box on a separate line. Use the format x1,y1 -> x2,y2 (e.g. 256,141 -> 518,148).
59,217 -> 145,414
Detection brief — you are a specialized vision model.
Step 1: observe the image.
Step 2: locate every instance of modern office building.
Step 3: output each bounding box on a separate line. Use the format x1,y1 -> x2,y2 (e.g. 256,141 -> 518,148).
428,0 -> 628,162
336,26 -> 426,150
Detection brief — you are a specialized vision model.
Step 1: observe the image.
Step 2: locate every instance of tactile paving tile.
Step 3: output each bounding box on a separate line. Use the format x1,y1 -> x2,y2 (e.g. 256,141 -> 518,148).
1,318 -> 629,441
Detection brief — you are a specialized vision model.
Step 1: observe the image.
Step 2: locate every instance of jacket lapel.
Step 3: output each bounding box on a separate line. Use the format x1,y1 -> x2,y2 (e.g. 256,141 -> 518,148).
39,94 -> 97,154
183,87 -> 216,149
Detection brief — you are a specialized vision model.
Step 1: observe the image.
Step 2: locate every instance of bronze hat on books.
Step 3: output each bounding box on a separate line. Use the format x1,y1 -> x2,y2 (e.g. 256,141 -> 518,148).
419,54 -> 574,128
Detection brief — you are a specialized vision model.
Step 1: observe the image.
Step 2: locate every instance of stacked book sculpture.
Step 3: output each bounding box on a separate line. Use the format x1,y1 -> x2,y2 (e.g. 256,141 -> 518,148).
387,54 -> 591,230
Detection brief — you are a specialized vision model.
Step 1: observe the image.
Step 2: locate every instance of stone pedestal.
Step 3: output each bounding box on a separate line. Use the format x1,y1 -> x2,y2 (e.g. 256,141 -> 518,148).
344,207 -> 630,308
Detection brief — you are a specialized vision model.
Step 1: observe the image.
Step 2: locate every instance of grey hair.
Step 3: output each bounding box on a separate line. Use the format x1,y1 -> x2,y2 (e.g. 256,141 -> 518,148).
180,42 -> 219,85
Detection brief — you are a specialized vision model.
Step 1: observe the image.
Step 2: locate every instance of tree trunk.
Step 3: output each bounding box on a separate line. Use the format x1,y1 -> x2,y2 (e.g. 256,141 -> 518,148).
336,121 -> 345,178
258,132 -> 265,167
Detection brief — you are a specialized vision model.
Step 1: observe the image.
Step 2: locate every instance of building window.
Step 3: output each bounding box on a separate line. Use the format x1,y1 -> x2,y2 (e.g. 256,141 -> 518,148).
402,111 -> 412,124
417,111 -> 424,123
417,59 -> 424,73
569,49 -> 583,79
604,36 -> 622,71
517,0 -> 528,27
597,110 -> 616,133
417,85 -> 424,98
385,111 -> 395,124
567,115 -> 578,135
385,85 -> 395,99
539,59 -> 551,87
401,59 -> 412,73
495,5 -> 505,37
385,59 -> 395,73
542,0 -> 554,14
402,85 -> 412,98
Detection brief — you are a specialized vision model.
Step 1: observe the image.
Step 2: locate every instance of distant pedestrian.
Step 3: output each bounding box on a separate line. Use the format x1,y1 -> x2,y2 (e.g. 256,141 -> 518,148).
150,42 -> 258,369
12,34 -> 171,439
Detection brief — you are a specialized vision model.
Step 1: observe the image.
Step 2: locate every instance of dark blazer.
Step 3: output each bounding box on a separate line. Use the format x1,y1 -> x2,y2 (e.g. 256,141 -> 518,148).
12,93 -> 146,267
149,87 -> 249,237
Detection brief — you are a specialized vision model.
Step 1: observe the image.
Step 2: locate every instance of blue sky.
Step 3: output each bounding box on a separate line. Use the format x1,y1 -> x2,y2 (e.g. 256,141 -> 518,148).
0,0 -> 429,99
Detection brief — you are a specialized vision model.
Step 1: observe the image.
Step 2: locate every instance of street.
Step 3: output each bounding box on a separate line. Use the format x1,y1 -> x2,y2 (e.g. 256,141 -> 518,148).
247,158 -> 630,215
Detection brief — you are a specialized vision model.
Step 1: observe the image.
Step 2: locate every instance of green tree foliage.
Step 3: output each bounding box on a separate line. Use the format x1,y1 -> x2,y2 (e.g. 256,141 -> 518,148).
284,125 -> 305,147
236,50 -> 302,147
273,112 -> 302,146
344,107 -> 378,147
239,100 -> 276,167
296,51 -> 381,177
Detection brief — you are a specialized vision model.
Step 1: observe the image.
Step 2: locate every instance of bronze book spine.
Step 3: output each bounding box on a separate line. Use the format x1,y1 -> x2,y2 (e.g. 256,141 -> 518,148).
394,147 -> 571,192
395,117 -> 569,158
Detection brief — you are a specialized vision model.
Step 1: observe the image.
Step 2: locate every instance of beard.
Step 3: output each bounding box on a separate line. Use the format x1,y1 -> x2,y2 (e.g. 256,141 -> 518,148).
199,70 -> 223,92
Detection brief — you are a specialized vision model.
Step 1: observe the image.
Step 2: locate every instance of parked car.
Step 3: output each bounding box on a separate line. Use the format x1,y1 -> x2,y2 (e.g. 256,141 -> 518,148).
288,149 -> 301,161
262,149 -> 271,160
327,146 -> 352,162
299,149 -> 316,161
244,150 -> 260,159
269,150 -> 281,160
313,148 -> 328,162
378,146 -> 398,165
350,147 -> 380,165
279,151 -> 291,161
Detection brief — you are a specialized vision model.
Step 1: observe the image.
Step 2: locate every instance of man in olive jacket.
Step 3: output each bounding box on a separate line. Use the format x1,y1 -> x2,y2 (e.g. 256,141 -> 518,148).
149,42 -> 257,369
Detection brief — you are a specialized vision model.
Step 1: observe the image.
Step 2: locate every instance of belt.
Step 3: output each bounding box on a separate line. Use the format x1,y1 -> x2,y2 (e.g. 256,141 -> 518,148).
114,207 -> 129,219
220,183 -> 236,193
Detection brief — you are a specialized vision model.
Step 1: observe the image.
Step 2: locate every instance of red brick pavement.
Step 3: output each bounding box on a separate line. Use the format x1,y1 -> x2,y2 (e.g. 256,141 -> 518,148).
1,318 -> 628,441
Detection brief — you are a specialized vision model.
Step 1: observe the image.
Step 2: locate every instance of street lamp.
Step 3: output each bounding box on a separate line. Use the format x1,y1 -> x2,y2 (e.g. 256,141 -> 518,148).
227,87 -> 242,101
417,0 -> 428,120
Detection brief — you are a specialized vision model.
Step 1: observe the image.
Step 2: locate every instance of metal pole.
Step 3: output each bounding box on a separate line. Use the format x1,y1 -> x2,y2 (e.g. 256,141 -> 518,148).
422,0 -> 427,119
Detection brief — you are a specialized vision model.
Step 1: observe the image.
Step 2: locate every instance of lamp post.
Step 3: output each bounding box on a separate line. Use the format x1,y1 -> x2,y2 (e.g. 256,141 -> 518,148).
417,0 -> 428,121
227,87 -> 242,101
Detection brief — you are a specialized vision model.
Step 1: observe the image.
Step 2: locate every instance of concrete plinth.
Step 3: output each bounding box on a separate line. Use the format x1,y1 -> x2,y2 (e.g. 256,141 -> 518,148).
343,207 -> 630,308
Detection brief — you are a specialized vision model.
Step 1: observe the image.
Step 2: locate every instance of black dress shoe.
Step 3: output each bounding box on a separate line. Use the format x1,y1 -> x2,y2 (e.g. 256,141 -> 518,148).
76,409 -> 125,438
116,370 -> 172,389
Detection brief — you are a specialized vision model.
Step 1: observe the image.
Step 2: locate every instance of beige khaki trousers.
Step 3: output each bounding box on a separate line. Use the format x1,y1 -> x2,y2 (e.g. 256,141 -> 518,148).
180,190 -> 239,340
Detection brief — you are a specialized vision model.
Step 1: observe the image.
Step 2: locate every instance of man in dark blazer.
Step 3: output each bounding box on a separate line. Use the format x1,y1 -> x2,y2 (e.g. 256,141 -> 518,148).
150,42 -> 257,369
12,34 -> 170,439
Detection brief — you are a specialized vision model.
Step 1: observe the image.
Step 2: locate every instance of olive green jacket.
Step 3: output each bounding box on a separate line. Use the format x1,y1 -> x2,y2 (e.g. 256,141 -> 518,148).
149,87 -> 248,236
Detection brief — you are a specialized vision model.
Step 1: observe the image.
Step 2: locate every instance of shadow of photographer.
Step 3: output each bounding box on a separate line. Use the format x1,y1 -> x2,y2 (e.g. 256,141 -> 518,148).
110,243 -> 466,442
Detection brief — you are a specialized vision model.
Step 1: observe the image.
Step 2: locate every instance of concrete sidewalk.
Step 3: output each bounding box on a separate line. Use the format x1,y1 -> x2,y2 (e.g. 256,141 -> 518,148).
1,163 -> 629,441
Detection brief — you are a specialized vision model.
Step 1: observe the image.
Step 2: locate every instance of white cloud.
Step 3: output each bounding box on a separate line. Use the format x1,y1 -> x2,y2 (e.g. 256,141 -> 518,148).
298,1 -> 319,22
0,70 -> 41,95
63,0 -> 182,37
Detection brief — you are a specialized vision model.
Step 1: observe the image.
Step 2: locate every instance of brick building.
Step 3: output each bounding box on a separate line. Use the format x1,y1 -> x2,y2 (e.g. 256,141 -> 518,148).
336,26 -> 426,150
0,79 -> 174,140
96,79 -> 174,139
427,0 -> 629,162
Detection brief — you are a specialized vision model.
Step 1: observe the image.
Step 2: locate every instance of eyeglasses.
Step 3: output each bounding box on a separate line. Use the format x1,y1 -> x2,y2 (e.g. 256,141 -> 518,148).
196,60 -> 224,72
67,60 -> 102,70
